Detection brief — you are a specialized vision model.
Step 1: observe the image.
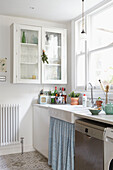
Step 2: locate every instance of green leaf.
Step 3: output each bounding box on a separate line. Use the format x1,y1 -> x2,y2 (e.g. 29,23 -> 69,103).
41,50 -> 49,64
68,91 -> 80,98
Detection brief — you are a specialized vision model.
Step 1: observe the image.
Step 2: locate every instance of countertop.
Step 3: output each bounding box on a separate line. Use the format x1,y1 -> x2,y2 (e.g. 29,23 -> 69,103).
33,104 -> 113,125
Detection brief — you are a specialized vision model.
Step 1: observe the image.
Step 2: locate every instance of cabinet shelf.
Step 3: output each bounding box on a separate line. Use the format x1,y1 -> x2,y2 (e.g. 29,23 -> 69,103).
45,64 -> 61,66
20,62 -> 38,65
20,43 -> 38,47
45,44 -> 61,48
21,78 -> 38,80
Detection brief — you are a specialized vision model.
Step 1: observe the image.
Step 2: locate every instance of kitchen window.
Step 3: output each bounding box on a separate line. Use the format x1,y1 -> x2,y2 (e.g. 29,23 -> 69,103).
75,2 -> 113,90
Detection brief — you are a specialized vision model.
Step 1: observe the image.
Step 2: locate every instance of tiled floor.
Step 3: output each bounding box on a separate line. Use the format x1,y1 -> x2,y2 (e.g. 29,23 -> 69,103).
0,151 -> 52,170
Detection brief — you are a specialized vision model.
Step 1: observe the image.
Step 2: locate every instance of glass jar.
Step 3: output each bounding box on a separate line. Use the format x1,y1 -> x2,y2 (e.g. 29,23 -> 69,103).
51,96 -> 55,104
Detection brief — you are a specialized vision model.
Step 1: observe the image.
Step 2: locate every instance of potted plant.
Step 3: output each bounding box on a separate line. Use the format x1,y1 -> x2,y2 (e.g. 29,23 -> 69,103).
68,91 -> 80,105
96,97 -> 103,107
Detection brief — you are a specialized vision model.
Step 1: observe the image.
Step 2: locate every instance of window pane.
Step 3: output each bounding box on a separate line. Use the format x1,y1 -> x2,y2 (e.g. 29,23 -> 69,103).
89,48 -> 113,86
44,65 -> 61,80
91,6 -> 113,49
76,20 -> 85,53
77,55 -> 85,86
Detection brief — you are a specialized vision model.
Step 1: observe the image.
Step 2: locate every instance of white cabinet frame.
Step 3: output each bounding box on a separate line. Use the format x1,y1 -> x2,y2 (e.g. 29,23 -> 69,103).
42,28 -> 67,84
13,24 -> 41,84
13,24 -> 67,84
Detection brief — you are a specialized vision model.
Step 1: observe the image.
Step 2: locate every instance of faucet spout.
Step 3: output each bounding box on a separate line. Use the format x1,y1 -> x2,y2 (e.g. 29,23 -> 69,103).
89,83 -> 94,107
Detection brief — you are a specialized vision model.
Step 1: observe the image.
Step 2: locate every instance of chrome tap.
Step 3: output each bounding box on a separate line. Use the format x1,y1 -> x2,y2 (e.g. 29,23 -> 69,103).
89,83 -> 94,107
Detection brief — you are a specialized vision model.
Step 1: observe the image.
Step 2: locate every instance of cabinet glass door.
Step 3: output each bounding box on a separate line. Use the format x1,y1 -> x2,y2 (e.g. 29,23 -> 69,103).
19,27 -> 40,83
42,28 -> 67,84
13,24 -> 41,84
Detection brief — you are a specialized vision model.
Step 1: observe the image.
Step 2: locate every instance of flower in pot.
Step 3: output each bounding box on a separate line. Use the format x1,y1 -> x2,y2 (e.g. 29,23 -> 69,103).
68,91 -> 80,105
96,97 -> 103,107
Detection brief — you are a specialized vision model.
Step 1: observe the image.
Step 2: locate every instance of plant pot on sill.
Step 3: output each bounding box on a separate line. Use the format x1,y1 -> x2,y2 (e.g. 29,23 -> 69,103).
96,100 -> 103,107
71,97 -> 79,105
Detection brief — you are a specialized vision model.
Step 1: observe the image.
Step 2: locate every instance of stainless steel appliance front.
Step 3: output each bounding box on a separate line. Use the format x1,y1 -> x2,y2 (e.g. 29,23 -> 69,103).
75,119 -> 108,170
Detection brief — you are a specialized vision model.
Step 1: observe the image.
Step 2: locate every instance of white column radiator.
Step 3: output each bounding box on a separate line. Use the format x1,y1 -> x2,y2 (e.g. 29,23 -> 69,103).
0,104 -> 19,146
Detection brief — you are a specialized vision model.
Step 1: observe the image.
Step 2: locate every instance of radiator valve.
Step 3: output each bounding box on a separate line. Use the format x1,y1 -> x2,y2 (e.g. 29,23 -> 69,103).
20,137 -> 24,155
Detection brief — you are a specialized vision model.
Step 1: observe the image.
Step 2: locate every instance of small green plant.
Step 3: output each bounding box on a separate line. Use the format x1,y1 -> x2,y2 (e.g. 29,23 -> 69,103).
68,91 -> 80,98
41,50 -> 49,64
97,97 -> 102,101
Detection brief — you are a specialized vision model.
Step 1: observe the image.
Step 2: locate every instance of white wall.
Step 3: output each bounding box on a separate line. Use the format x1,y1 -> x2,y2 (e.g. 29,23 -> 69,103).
0,15 -> 70,155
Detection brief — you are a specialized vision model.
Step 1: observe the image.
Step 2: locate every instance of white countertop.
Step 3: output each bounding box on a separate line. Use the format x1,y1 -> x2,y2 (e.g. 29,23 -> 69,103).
33,104 -> 113,125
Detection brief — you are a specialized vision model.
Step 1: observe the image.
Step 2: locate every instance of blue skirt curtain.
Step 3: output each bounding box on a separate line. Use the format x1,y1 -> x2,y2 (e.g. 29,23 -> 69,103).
48,117 -> 75,170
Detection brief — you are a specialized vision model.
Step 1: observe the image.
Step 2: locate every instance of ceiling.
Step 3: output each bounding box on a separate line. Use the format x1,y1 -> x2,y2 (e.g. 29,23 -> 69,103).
0,0 -> 104,22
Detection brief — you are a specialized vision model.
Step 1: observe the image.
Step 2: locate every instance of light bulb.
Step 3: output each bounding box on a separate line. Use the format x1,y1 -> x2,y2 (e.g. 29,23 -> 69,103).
80,31 -> 87,40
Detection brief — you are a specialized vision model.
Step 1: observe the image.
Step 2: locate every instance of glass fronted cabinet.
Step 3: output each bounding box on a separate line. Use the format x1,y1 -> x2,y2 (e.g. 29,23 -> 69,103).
13,24 -> 41,84
42,28 -> 67,84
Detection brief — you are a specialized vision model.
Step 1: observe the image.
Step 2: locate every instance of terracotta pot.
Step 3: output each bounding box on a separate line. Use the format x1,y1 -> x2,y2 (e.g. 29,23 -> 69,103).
96,100 -> 103,107
71,97 -> 79,105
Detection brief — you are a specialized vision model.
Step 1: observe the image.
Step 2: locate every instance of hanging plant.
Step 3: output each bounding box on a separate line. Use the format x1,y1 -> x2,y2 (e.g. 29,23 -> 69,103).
41,50 -> 49,64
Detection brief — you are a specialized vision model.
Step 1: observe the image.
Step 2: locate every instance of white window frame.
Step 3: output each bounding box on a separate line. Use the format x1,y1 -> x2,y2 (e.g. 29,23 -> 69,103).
72,0 -> 113,92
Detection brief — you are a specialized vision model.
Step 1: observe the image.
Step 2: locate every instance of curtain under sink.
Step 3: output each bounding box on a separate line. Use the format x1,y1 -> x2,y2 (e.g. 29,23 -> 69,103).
48,117 -> 75,170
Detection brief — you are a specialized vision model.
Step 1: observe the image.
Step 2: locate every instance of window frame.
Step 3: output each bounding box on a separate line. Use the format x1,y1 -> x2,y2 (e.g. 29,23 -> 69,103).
74,1 -> 113,91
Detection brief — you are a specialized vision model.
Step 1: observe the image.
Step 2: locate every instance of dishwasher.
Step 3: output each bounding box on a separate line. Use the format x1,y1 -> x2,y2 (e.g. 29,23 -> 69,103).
75,119 -> 109,170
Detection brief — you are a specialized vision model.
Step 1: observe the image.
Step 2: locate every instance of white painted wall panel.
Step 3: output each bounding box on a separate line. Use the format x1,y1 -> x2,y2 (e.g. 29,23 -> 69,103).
0,15 -> 69,155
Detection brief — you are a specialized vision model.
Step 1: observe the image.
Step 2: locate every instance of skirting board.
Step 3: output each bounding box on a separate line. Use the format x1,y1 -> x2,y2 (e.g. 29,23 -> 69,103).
0,144 -> 35,156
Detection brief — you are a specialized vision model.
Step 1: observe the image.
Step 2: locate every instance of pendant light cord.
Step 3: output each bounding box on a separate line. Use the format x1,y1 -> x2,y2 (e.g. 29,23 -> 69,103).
81,0 -> 85,33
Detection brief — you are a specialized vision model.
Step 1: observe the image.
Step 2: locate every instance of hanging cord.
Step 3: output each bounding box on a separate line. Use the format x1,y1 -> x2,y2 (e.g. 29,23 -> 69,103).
81,0 -> 85,33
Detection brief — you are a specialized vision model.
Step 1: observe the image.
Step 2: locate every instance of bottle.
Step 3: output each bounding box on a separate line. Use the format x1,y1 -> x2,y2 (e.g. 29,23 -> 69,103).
51,91 -> 55,96
51,91 -> 55,104
51,96 -> 55,104
55,97 -> 59,104
62,87 -> 64,94
64,88 -> 67,103
22,31 -> 26,43
83,94 -> 87,107
59,87 -> 62,96
54,86 -> 58,97
59,92 -> 62,104
62,97 -> 65,104
62,87 -> 67,104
